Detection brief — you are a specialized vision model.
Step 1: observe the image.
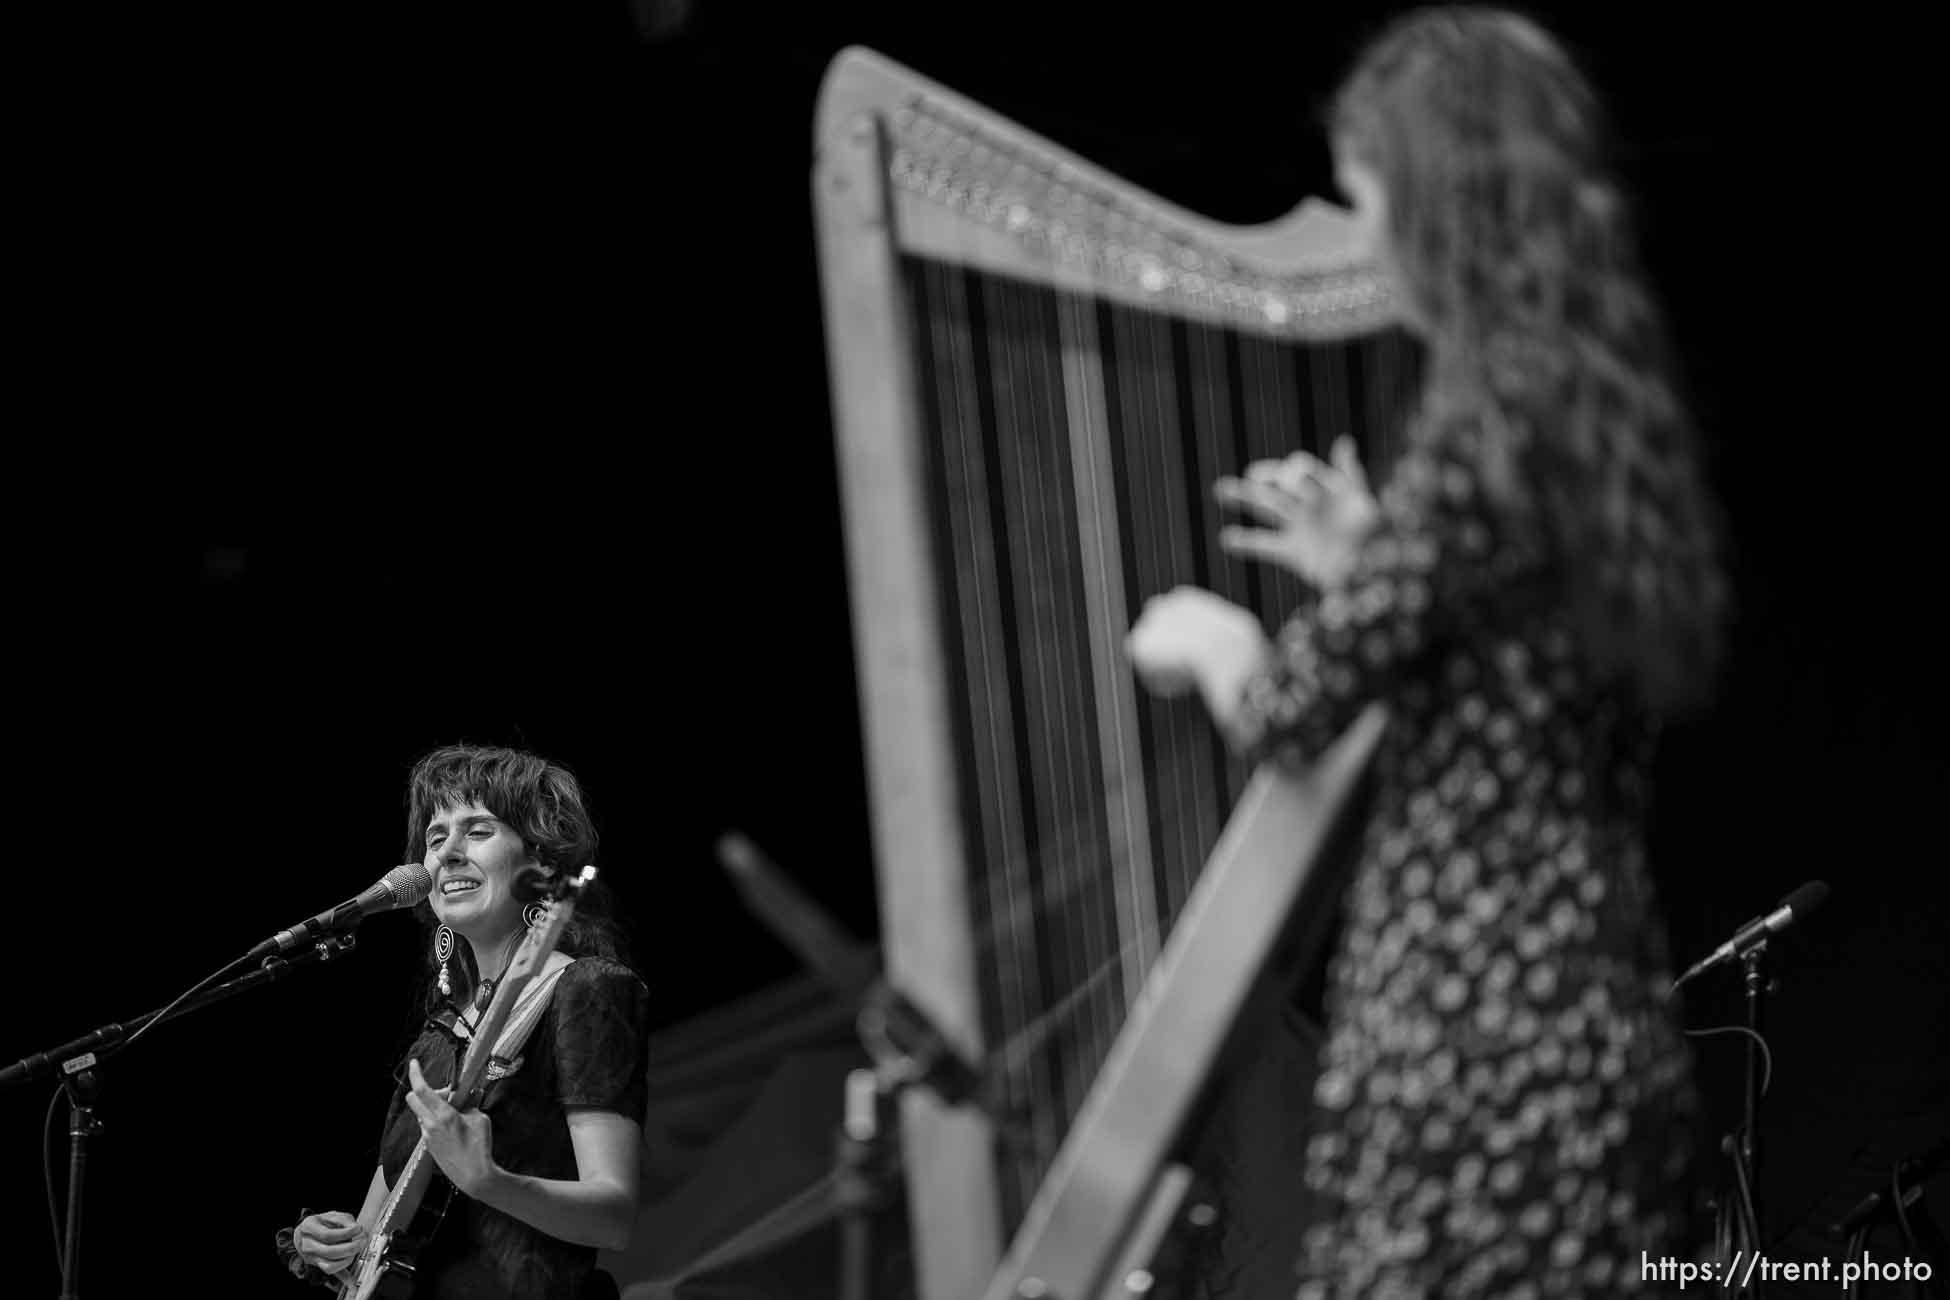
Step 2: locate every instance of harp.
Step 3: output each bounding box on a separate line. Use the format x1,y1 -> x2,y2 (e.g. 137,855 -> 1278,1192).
812,47 -> 1421,1300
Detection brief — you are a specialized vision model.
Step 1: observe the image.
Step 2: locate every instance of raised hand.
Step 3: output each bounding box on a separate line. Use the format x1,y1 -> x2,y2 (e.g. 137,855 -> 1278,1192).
1214,435 -> 1379,589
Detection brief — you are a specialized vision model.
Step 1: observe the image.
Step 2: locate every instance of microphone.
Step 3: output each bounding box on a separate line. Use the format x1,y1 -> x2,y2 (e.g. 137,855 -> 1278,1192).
247,863 -> 434,962
1674,880 -> 1829,988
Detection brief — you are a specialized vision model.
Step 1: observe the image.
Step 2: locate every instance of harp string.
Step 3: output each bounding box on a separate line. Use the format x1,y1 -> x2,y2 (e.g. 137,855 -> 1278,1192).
993,265 -> 1104,1130
906,252 -> 1422,1210
947,725 -> 1269,1171
947,718 -> 1247,1008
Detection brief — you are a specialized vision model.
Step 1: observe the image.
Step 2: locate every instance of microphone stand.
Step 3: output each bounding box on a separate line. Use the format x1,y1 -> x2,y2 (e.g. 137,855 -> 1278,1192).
1676,884 -> 1826,1300
838,978 -> 993,1300
1713,942 -> 1774,1300
835,1066 -> 891,1300
3,930 -> 361,1298
1740,946 -> 1768,1242
712,832 -> 993,1300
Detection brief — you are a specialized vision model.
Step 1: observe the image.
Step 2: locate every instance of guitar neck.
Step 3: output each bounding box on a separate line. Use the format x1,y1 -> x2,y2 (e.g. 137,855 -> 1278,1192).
451,965 -> 535,1108
363,979 -> 532,1241
362,958 -> 550,1239
374,1138 -> 440,1236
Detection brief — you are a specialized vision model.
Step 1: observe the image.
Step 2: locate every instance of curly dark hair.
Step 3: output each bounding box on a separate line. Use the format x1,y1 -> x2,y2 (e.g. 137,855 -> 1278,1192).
403,743 -> 630,1005
1331,5 -> 1730,719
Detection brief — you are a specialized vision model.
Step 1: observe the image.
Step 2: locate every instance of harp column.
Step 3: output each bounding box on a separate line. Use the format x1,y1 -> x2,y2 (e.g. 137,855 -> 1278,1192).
813,106 -> 1006,1300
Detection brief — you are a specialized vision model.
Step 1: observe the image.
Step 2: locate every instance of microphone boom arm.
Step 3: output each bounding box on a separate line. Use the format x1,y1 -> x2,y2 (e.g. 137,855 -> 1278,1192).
1,931 -> 357,1087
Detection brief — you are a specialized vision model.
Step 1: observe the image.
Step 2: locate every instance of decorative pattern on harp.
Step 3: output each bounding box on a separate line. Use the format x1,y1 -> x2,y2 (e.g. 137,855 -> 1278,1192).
880,100 -> 1395,336
813,47 -> 1421,1300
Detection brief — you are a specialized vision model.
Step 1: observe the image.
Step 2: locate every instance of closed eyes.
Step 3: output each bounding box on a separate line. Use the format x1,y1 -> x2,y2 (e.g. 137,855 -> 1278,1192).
426,820 -> 499,849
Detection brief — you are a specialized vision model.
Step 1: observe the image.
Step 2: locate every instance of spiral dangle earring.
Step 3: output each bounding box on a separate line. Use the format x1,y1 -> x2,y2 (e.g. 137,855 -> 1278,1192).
473,902 -> 551,1010
435,925 -> 457,997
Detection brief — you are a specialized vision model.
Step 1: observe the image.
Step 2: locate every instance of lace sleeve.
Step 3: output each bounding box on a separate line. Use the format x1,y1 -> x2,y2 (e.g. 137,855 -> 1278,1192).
551,958 -> 651,1119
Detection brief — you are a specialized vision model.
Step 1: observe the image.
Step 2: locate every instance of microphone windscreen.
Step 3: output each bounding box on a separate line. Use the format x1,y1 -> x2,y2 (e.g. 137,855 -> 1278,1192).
1784,879 -> 1830,915
382,862 -> 434,908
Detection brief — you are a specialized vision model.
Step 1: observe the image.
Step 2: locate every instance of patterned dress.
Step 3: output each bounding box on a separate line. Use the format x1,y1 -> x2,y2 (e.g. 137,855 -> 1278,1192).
1231,412 -> 1703,1297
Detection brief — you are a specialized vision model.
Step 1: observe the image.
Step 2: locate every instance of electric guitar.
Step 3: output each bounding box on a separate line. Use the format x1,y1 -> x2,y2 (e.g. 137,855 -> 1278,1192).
334,865 -> 598,1300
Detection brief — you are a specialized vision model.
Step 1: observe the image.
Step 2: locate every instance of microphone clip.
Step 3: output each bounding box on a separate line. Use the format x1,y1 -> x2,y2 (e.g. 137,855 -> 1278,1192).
1673,932 -> 1772,992
1672,880 -> 1829,992
259,929 -> 357,973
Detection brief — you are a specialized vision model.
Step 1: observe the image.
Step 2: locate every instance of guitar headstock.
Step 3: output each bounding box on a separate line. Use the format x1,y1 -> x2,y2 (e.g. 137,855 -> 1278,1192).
546,863 -> 599,902
502,865 -> 598,987
448,865 -> 598,1102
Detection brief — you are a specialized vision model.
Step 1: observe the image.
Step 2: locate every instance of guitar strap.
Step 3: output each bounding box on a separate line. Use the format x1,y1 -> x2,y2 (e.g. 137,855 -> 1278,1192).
452,951 -> 575,1082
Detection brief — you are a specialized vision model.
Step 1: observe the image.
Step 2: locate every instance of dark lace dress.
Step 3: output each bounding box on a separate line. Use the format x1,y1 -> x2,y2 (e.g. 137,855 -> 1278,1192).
375,956 -> 651,1300
1229,416 -> 1704,1297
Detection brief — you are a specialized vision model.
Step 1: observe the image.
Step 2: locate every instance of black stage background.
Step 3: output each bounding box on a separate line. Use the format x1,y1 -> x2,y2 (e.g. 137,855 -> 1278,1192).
6,2 -> 1945,1295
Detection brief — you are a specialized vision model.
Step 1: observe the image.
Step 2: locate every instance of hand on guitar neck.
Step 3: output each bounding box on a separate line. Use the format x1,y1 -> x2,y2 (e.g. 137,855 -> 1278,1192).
403,1056 -> 499,1197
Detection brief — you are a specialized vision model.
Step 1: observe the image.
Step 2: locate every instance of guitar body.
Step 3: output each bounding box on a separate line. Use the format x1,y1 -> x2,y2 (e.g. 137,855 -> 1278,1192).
338,1231 -> 421,1300
337,1185 -> 452,1300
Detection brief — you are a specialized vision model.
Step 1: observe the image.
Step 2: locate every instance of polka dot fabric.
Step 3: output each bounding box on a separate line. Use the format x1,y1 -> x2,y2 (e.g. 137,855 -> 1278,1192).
1231,420 -> 1702,1297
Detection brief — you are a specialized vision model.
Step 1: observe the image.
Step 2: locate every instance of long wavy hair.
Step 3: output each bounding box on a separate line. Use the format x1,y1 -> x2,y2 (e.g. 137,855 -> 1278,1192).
403,742 -> 631,1008
1332,6 -> 1730,720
